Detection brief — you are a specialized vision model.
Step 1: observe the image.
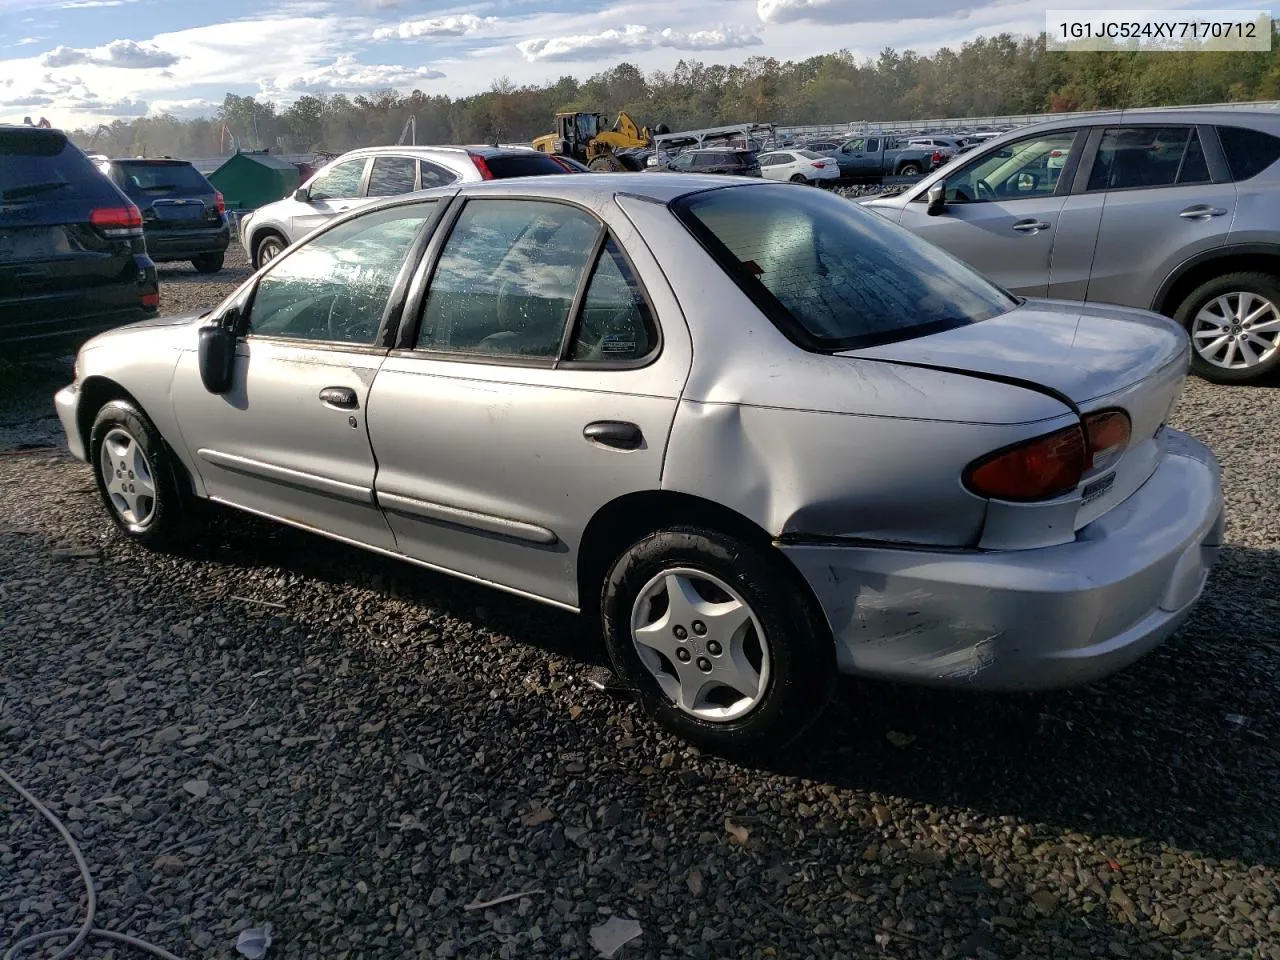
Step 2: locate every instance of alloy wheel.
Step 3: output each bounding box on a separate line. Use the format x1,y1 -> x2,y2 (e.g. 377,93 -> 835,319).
99,427 -> 157,527
629,568 -> 771,722
1191,292 -> 1280,370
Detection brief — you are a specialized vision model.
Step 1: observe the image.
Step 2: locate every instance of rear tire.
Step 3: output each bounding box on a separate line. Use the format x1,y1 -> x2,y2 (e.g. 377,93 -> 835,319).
89,400 -> 202,549
600,526 -> 835,755
789,174 -> 809,184
1173,271 -> 1280,384
898,163 -> 922,176
192,253 -> 224,274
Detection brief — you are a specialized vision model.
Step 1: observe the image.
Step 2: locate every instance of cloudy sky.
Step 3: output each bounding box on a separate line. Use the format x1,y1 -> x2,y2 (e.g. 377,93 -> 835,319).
0,0 -> 1220,127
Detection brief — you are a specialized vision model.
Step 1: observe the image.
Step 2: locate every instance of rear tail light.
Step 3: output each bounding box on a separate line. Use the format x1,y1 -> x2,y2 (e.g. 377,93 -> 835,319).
812,161 -> 827,168
90,205 -> 143,237
965,425 -> 1087,501
468,151 -> 495,180
1084,409 -> 1131,471
215,191 -> 226,214
141,292 -> 159,308
965,410 -> 1133,502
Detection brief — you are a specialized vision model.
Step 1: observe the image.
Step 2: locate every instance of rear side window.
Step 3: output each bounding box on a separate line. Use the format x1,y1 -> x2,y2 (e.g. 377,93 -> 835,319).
480,153 -> 568,179
0,129 -> 115,201
113,162 -> 211,195
418,199 -> 599,358
674,184 -> 1015,351
367,156 -> 417,197
1087,126 -> 1202,191
1217,125 -> 1280,182
568,239 -> 656,362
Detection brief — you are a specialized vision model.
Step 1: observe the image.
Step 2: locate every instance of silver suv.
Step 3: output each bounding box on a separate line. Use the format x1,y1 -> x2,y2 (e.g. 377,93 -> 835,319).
864,109 -> 1280,383
239,145 -> 568,268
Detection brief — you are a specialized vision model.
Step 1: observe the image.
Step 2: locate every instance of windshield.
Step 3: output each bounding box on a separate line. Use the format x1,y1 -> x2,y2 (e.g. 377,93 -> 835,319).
672,184 -> 1016,351
113,162 -> 211,194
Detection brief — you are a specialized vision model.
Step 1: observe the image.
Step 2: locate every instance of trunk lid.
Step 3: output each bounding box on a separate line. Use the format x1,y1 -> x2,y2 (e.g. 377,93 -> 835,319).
845,299 -> 1192,546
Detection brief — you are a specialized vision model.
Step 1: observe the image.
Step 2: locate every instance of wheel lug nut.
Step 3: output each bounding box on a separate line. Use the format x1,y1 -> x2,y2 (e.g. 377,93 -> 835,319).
706,640 -> 722,656
673,625 -> 688,640
696,657 -> 712,673
676,648 -> 692,663
692,620 -> 707,635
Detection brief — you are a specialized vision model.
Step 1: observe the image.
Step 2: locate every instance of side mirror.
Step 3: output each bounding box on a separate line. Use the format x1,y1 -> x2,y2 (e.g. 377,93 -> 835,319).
294,187 -> 311,203
927,183 -> 947,216
198,322 -> 237,394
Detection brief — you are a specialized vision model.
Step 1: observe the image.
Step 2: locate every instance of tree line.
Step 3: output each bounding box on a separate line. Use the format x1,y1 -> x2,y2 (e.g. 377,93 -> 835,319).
68,30 -> 1280,159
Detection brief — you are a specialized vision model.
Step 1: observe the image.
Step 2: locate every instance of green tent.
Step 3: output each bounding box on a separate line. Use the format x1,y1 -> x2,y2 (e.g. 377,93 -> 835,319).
207,150 -> 299,211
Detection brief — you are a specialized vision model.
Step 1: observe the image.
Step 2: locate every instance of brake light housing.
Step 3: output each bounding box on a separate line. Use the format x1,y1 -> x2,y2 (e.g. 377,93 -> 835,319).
964,409 -> 1133,502
468,151 -> 495,180
215,191 -> 226,215
965,425 -> 1087,502
91,205 -> 143,238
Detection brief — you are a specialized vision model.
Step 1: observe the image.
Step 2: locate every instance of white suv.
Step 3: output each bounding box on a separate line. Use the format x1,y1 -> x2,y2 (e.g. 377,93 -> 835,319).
239,145 -> 569,267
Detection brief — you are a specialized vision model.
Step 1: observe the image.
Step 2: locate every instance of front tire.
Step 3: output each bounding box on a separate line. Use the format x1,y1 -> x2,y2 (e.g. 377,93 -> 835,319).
192,253 -> 224,274
253,233 -> 287,269
90,401 -> 201,549
601,526 -> 835,754
588,154 -> 625,172
1174,272 -> 1280,383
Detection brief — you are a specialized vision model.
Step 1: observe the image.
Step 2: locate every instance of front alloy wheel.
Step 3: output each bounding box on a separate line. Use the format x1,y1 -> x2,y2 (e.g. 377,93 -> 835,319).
99,427 -> 157,528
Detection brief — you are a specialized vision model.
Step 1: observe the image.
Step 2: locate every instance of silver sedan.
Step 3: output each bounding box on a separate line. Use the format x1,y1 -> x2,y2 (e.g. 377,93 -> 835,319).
56,174 -> 1225,753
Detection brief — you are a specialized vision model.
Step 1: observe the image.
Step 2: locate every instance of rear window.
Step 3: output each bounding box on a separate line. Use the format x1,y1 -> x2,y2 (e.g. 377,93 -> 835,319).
673,184 -> 1015,351
0,129 -> 113,201
481,153 -> 569,179
112,162 -> 211,195
797,150 -> 825,160
1217,125 -> 1280,182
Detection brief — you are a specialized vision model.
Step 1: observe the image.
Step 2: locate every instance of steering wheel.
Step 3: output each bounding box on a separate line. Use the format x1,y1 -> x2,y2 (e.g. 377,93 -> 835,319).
975,177 -> 997,201
324,288 -> 357,342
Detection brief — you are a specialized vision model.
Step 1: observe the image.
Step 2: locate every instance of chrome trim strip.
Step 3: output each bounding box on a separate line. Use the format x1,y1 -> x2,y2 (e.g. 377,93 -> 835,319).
196,448 -> 374,504
378,491 -> 559,545
207,496 -> 579,613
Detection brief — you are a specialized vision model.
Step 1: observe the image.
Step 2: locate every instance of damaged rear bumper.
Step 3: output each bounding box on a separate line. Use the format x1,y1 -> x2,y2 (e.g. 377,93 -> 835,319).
779,428 -> 1224,691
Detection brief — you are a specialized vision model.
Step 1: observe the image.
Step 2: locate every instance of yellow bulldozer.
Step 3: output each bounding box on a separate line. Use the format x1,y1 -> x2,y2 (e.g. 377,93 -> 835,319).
532,111 -> 669,172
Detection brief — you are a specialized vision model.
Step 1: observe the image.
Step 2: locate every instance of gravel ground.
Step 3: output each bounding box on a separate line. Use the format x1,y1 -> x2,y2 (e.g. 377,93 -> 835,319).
2,255 -> 1279,959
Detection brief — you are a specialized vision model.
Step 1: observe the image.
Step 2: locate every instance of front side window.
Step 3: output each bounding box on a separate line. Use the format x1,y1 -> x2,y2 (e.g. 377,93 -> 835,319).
367,156 -> 417,197
248,204 -> 434,344
669,154 -> 694,170
568,240 -> 656,362
308,158 -> 367,202
944,130 -> 1076,203
417,199 -> 600,359
1086,126 -> 1200,191
675,184 -> 1015,351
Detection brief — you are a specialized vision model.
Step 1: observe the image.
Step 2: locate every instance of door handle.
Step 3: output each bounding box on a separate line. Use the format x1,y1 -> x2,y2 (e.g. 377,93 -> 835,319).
1179,205 -> 1227,220
583,421 -> 643,450
319,386 -> 358,410
1011,219 -> 1051,233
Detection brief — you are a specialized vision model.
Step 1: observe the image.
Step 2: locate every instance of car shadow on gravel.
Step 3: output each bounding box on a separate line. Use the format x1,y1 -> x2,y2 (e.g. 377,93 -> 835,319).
185,508 -> 1280,867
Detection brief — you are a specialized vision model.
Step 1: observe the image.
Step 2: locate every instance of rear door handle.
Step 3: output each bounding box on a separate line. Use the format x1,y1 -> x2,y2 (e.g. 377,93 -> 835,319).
319,386 -> 358,410
584,420 -> 643,450
1012,219 -> 1051,233
1179,205 -> 1228,220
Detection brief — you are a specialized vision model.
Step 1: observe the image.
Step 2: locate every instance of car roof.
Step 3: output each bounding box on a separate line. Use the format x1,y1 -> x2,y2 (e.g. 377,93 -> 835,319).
333,144 -> 548,160
392,172 -> 767,205
1008,108 -> 1280,136
107,158 -> 196,165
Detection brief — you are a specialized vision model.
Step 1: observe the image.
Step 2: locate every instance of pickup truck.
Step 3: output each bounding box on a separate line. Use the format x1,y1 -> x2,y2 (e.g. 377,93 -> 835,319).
827,137 -> 935,180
